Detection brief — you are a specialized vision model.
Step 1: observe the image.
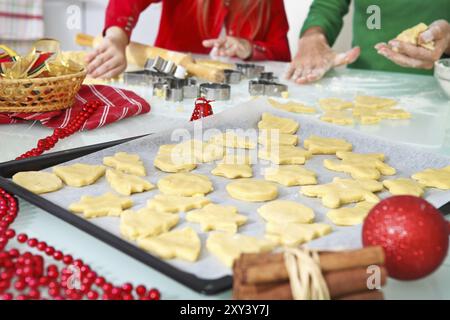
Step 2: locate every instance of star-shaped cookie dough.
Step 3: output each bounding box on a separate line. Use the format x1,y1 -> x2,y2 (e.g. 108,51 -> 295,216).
258,145 -> 311,165
147,194 -> 211,213
300,178 -> 383,208
320,110 -> 354,126
264,165 -> 317,186
209,132 -> 256,149
53,163 -> 106,187
257,113 -> 299,134
186,204 -> 247,233
326,201 -> 376,226
103,152 -> 146,176
268,98 -> 316,114
106,169 -> 155,195
258,130 -> 298,146
120,208 -> 179,240
137,227 -> 201,262
383,178 -> 425,197
69,192 -> 133,218
154,144 -> 197,173
258,200 -> 315,224
412,166 -> 450,190
206,232 -> 276,267
12,171 -> 63,194
319,98 -> 353,111
304,135 -> 352,155
324,152 -> 396,180
265,222 -> 332,247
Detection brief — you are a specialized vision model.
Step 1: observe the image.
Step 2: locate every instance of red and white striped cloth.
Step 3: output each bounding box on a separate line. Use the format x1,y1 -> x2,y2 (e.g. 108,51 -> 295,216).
0,85 -> 151,130
0,0 -> 44,40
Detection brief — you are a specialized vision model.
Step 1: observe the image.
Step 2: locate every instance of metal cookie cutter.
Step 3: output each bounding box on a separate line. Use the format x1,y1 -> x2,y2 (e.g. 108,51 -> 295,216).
162,61 -> 177,76
165,87 -> 184,102
259,72 -> 276,82
151,57 -> 167,73
236,63 -> 265,78
200,83 -> 231,101
124,70 -> 152,86
183,78 -> 199,99
223,69 -> 242,84
249,80 -> 288,97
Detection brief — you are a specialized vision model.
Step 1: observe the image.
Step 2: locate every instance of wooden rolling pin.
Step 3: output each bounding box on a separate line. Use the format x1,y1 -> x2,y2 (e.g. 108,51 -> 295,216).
75,33 -> 225,82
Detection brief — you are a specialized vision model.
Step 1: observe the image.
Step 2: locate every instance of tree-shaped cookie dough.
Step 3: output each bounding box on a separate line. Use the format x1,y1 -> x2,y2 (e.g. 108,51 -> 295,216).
106,169 -> 155,195
383,178 -> 425,197
206,232 -> 276,267
326,201 -> 376,226
137,227 -> 201,262
265,222 -> 332,246
120,208 -> 179,240
300,178 -> 383,209
264,165 -> 317,186
103,152 -> 146,176
258,200 -> 315,224
412,166 -> 450,190
186,204 -> 247,233
257,112 -> 299,134
303,135 -> 352,155
69,192 -> 133,218
147,194 -> 211,213
53,163 -> 106,187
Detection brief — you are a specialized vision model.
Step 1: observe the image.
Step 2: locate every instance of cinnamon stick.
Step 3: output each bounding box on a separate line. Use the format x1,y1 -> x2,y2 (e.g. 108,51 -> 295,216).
338,290 -> 384,300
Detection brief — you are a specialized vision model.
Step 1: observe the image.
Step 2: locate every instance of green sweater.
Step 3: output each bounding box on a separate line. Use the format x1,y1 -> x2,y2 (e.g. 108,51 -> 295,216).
301,0 -> 450,75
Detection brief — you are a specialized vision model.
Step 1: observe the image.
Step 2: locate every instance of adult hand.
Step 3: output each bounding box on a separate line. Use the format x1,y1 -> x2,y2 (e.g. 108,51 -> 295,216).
86,26 -> 128,79
375,20 -> 450,70
203,36 -> 252,60
286,27 -> 360,84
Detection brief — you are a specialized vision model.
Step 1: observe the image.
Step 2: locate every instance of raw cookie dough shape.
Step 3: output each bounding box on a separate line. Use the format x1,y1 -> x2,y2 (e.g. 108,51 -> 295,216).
266,222 -> 332,247
120,208 -> 179,240
226,179 -> 278,202
106,169 -> 154,196
264,165 -> 317,186
103,152 -> 146,176
258,130 -> 298,146
257,112 -> 299,134
376,108 -> 411,120
354,96 -> 397,109
300,178 -> 383,209
319,98 -> 353,111
353,108 -> 382,125
186,204 -> 248,233
211,162 -> 253,179
304,135 -> 352,155
69,192 -> 133,218
412,166 -> 450,190
137,227 -> 201,262
206,232 -> 275,267
209,132 -> 256,149
154,144 -> 197,173
395,23 -> 435,51
147,194 -> 211,213
258,145 -> 311,165
157,173 -> 213,196
258,200 -> 315,224
324,152 -> 396,180
53,163 -> 106,187
320,110 -> 354,126
268,98 -> 316,114
326,202 -> 376,226
175,139 -> 225,163
12,171 -> 63,194
383,178 -> 425,197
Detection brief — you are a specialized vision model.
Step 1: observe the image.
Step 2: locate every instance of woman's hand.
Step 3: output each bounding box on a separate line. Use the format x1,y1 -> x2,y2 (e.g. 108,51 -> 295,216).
375,20 -> 450,70
286,27 -> 360,84
85,27 -> 128,79
202,36 -> 252,60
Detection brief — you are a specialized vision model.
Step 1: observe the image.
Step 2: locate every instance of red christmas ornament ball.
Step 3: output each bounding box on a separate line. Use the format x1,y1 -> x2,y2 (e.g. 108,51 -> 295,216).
362,196 -> 449,280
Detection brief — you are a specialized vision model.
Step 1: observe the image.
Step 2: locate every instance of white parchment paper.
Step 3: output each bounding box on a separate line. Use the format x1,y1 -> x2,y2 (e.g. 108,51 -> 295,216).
39,98 -> 450,280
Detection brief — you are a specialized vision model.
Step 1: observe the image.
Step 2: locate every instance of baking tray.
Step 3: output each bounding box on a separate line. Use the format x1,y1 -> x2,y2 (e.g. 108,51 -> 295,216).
0,135 -> 232,295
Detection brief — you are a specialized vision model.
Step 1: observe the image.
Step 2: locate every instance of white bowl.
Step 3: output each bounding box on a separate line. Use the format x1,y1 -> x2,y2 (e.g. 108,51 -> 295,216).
435,58 -> 450,98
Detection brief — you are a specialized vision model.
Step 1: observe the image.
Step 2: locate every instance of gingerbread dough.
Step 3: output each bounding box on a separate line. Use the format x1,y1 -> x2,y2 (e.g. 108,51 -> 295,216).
186,204 -> 247,233
412,166 -> 450,190
258,145 -> 311,165
319,98 -> 353,111
106,169 -> 154,195
300,178 -> 383,208
266,222 -> 332,247
206,232 -> 275,267
53,163 -> 105,187
209,132 -> 256,149
157,173 -> 213,196
383,178 -> 425,197
103,152 -> 146,176
120,208 -> 179,240
154,144 -> 197,173
69,192 -> 133,218
320,110 -> 354,126
326,202 -> 376,226
137,227 -> 201,262
304,135 -> 352,155
258,130 -> 298,146
258,200 -> 315,224
257,113 -> 299,134
264,165 -> 317,186
12,171 -> 63,194
395,23 -> 435,51
226,179 -> 278,202
268,98 -> 316,114
147,194 -> 211,213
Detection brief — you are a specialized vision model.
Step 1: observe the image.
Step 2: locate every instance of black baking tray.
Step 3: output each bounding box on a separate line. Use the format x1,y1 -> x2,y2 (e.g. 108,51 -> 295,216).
0,136 -> 232,295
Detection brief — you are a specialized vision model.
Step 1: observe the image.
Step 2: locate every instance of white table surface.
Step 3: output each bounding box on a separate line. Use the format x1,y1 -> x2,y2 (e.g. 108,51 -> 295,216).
1,61 -> 450,300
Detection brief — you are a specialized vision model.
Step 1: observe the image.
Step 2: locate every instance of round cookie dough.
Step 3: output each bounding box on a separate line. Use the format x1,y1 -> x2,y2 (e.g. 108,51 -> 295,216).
226,179 -> 278,202
258,200 -> 315,224
12,171 -> 63,194
157,173 -> 213,196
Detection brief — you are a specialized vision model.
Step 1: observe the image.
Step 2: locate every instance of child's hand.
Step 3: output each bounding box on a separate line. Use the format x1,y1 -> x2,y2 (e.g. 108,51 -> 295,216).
203,36 -> 253,60
86,27 -> 128,79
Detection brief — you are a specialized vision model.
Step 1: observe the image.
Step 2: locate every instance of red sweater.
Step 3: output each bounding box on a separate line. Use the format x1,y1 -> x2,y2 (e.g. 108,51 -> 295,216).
104,0 -> 291,62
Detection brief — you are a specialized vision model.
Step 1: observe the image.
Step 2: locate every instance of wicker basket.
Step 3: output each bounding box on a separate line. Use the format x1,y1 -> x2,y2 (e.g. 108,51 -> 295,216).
0,69 -> 87,113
